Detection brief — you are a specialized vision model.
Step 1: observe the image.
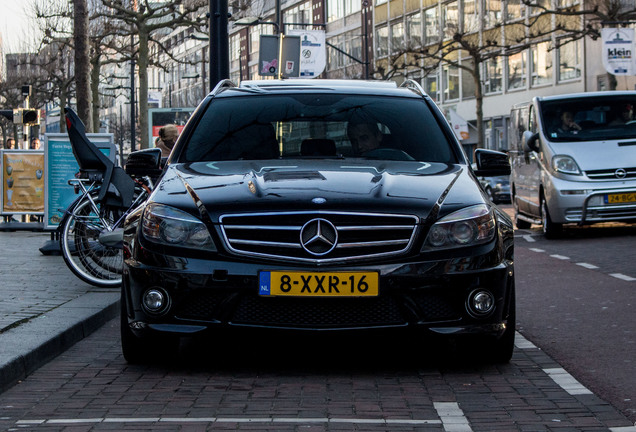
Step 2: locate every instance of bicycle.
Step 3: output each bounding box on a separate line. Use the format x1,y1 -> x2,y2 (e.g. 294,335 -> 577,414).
58,108 -> 160,287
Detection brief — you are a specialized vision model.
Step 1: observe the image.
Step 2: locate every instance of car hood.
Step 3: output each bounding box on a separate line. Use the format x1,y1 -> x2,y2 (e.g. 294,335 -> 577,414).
153,160 -> 484,221
547,140 -> 636,171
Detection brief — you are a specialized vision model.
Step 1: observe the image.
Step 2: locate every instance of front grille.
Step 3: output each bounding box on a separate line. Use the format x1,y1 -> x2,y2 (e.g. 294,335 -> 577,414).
173,289 -> 463,328
408,291 -> 462,322
586,167 -> 636,180
231,296 -> 406,329
565,204 -> 636,222
219,211 -> 419,263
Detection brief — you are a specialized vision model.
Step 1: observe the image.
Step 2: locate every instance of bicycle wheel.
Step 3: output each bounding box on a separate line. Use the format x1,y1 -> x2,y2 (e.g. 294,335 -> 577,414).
60,193 -> 123,287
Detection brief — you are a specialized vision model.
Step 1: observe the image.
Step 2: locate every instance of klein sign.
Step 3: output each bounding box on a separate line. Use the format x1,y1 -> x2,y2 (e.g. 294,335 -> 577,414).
602,28 -> 635,76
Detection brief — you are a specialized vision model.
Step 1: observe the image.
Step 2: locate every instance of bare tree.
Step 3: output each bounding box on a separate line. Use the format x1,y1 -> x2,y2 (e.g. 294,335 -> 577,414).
74,0 -> 93,130
94,0 -> 208,149
376,0 -> 605,148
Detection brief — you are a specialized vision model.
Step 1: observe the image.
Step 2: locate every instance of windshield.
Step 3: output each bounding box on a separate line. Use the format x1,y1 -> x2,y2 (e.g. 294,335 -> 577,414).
182,93 -> 457,163
541,96 -> 636,142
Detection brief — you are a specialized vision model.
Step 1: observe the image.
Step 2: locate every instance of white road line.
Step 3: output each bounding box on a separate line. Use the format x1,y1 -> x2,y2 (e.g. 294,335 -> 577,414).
544,368 -> 592,395
576,262 -> 599,269
434,402 -> 473,432
610,273 -> 636,282
610,426 -> 636,431
550,254 -> 570,260
523,235 -> 536,242
17,416 -> 442,426
528,247 -> 545,253
515,332 -> 538,350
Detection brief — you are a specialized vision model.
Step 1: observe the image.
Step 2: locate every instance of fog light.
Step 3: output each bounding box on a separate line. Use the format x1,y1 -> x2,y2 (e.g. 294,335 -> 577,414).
142,288 -> 169,314
468,290 -> 494,316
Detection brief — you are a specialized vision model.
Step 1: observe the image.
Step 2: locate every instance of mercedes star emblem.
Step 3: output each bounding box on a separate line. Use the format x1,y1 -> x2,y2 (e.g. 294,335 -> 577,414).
300,218 -> 338,256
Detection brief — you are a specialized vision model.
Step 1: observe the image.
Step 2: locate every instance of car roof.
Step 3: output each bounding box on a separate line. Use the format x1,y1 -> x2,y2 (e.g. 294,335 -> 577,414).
210,79 -> 427,99
535,90 -> 636,102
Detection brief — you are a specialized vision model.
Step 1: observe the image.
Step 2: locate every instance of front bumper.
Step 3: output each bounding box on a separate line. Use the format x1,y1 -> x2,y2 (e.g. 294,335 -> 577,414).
544,175 -> 636,224
122,249 -> 514,339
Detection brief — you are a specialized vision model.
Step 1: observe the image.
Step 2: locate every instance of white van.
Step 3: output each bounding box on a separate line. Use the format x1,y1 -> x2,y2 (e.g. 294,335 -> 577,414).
509,92 -> 636,237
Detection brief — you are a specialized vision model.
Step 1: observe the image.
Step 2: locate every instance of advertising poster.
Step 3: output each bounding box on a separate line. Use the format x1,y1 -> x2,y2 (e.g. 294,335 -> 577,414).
601,28 -> 635,76
2,150 -> 45,214
44,133 -> 115,229
148,108 -> 194,147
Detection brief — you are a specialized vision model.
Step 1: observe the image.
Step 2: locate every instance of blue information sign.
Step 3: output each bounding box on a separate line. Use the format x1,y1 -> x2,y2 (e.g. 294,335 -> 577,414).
44,133 -> 115,230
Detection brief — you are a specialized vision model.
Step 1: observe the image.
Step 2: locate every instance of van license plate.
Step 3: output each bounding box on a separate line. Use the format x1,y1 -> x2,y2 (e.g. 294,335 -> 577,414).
605,193 -> 636,204
259,271 -> 379,297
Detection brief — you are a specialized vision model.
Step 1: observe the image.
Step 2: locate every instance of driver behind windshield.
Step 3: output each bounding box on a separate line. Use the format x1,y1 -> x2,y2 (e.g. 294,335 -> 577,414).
347,121 -> 384,154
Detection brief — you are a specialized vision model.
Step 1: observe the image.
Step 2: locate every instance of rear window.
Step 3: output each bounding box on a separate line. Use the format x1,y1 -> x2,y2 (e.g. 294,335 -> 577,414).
182,94 -> 456,163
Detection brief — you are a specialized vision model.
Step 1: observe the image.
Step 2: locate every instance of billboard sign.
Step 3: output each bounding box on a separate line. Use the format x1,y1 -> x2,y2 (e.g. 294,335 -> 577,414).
148,108 -> 195,147
288,30 -> 326,78
602,28 -> 635,76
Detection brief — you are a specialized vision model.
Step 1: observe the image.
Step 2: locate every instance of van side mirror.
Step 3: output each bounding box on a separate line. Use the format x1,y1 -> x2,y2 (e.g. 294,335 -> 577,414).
473,149 -> 511,176
522,131 -> 540,153
125,148 -> 163,179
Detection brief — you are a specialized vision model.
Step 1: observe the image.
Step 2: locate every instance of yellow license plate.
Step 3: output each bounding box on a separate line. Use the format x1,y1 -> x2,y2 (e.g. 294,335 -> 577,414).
259,271 -> 379,297
606,193 -> 636,204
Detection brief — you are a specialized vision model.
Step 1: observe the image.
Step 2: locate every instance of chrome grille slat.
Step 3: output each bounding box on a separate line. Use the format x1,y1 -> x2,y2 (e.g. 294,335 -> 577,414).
219,211 -> 419,263
586,167 -> 636,180
224,225 -> 301,230
229,239 -> 302,248
337,239 -> 410,248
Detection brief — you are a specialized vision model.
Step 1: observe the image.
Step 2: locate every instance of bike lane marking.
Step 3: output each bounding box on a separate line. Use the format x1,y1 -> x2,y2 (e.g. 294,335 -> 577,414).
14,404 -> 475,430
524,246 -> 635,281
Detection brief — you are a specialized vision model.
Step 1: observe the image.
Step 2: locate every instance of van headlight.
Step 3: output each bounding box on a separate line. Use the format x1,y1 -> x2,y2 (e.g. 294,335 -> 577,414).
142,203 -> 216,250
422,204 -> 496,251
552,155 -> 581,175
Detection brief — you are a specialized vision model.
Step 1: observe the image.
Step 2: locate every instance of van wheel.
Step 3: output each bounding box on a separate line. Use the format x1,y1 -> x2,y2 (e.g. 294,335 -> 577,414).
513,195 -> 531,229
541,197 -> 562,239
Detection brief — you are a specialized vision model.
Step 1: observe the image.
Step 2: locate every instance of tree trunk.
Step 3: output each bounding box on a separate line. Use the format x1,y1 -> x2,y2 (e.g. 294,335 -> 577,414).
59,90 -> 68,133
73,0 -> 92,131
472,58 -> 485,150
90,54 -> 102,133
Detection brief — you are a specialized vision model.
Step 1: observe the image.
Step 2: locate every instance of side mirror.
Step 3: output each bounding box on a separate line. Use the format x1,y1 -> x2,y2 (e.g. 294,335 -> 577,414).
125,148 -> 163,178
522,131 -> 540,153
473,148 -> 511,176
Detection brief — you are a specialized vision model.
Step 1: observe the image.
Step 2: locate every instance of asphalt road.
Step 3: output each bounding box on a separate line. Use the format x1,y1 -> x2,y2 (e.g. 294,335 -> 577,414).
507,205 -> 636,422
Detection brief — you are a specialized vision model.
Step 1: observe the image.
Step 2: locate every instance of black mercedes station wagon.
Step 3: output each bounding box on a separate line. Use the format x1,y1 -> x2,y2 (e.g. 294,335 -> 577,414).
121,79 -> 515,363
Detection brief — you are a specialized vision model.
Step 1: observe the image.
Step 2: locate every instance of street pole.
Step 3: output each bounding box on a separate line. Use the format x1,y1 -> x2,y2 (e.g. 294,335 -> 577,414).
363,0 -> 370,80
130,45 -> 136,153
209,0 -> 229,91
275,0 -> 284,79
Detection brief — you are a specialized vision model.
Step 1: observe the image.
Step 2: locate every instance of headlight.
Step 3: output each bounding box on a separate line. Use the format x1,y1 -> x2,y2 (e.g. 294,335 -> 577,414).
142,203 -> 216,251
552,155 -> 581,175
422,204 -> 496,251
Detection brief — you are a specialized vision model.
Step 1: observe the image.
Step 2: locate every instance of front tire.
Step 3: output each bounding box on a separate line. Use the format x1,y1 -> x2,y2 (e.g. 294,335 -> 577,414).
512,193 -> 531,229
120,290 -> 180,364
541,196 -> 562,239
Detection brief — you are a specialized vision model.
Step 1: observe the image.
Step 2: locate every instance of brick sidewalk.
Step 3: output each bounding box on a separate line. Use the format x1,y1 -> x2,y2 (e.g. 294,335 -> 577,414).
0,230 -> 118,393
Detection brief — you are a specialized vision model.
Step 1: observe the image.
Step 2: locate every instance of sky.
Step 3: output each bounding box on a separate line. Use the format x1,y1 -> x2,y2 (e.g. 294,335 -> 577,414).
0,0 -> 40,53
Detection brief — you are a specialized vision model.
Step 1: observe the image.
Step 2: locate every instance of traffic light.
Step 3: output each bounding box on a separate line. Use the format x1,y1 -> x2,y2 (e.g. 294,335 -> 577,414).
21,109 -> 40,125
11,108 -> 40,125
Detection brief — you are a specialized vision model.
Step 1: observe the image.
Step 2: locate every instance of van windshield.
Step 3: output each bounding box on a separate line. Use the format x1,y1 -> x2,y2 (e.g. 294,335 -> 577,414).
540,96 -> 636,142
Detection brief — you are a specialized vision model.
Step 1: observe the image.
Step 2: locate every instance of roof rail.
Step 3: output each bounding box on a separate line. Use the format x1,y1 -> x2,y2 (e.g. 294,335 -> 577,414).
211,79 -> 237,96
400,79 -> 426,97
